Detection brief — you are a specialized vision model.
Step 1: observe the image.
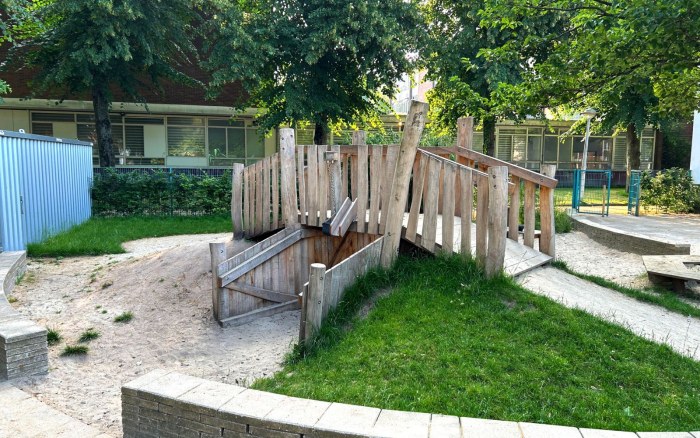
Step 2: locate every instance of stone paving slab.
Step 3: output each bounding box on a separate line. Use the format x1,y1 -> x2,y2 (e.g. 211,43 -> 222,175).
0,383 -> 104,437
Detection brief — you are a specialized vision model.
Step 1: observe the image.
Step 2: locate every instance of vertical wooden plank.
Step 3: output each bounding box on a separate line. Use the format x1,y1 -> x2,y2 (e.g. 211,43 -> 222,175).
459,167 -> 473,257
421,157 -> 441,252
262,156 -> 270,233
524,180 -> 536,248
539,164 -> 557,257
508,175 -> 520,241
307,145 -> 319,226
486,166 -> 508,277
296,146 -> 306,225
243,169 -> 251,238
255,160 -> 263,235
305,263 -> 326,341
231,163 -> 245,240
317,146 -> 329,223
379,145 -> 399,235
279,128 -> 298,228
271,155 -> 280,229
209,242 -> 227,321
329,145 -> 342,215
355,141 -> 368,232
341,154 -> 349,201
406,152 -> 428,242
442,162 -> 456,253
367,147 -> 383,234
476,173 -> 489,265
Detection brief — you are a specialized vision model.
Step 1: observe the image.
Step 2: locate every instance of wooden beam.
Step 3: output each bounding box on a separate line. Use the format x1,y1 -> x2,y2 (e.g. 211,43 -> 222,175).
524,181 -> 536,248
209,242 -> 228,321
452,147 -> 558,189
508,176 -> 521,241
219,230 -> 302,286
457,117 -> 474,151
305,263 -> 327,341
486,166 -> 508,278
219,300 -> 299,328
279,128 -> 299,227
380,101 -> 429,267
226,282 -> 297,303
539,164 -> 557,257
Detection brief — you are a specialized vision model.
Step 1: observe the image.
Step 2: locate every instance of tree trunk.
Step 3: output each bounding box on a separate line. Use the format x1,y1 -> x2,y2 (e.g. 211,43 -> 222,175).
313,116 -> 329,145
483,116 -> 496,156
626,123 -> 641,191
93,85 -> 115,167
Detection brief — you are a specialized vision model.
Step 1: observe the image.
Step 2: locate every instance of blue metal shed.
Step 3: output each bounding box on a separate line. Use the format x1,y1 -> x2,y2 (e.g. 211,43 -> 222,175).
0,130 -> 92,251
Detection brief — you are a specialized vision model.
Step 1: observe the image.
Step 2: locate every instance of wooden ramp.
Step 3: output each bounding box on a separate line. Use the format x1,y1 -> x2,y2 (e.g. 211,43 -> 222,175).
401,214 -> 552,277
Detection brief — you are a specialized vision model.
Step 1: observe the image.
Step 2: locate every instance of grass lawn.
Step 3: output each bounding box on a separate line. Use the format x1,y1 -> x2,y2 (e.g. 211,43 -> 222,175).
552,260 -> 700,320
554,187 -> 628,206
254,255 -> 700,431
27,215 -> 232,257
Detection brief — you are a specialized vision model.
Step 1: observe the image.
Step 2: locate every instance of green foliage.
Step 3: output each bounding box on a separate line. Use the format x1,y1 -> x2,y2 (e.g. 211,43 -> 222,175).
640,168 -> 700,214
91,170 -> 232,216
46,328 -> 62,346
27,215 -> 232,256
554,210 -> 572,234
255,255 -> 700,431
552,260 -> 700,320
114,312 -> 133,323
210,0 -> 424,143
61,345 -> 88,356
78,329 -> 100,343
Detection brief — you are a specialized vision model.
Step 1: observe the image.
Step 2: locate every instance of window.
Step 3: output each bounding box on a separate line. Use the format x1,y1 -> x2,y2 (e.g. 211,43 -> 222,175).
207,119 -> 265,166
168,117 -> 205,157
543,136 -> 558,162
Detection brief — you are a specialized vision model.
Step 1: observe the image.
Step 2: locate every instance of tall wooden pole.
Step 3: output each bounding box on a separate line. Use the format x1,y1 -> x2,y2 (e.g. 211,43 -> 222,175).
231,163 -> 244,240
279,128 -> 299,228
485,166 -> 509,277
380,100 -> 429,268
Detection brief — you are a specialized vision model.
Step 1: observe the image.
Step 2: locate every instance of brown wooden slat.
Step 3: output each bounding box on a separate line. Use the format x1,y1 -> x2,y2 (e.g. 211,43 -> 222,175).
442,161 -> 456,253
406,152 -> 428,243
524,180 -> 536,248
421,156 -> 441,252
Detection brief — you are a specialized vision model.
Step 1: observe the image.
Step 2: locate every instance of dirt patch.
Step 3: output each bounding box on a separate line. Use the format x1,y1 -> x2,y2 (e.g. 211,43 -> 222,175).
9,233 -> 299,437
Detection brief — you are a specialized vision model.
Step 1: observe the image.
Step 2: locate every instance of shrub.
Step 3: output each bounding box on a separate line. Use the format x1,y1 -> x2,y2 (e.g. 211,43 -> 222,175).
91,169 -> 232,216
640,168 -> 700,213
78,329 -> 100,343
61,345 -> 88,356
47,328 -> 62,346
114,311 -> 133,323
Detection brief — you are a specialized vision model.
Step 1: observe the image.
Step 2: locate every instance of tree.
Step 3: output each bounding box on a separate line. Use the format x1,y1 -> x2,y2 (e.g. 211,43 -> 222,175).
13,0 -> 221,166
210,0 -> 424,145
479,0 -> 700,176
421,0 -> 565,155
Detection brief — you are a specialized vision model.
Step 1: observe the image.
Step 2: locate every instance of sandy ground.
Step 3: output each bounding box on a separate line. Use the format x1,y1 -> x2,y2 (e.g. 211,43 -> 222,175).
8,234 -> 299,437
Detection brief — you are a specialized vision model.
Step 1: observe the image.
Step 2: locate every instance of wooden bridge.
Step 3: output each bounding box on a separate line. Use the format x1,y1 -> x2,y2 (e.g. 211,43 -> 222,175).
209,102 -> 558,337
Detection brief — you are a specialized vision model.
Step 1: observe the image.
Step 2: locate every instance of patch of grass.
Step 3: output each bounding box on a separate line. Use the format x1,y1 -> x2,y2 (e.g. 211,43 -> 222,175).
78,329 -> 100,343
7,296 -> 17,304
47,328 -> 62,346
555,187 -> 628,207
114,311 -> 133,323
554,210 -> 572,233
61,345 -> 88,356
552,260 -> 700,320
254,255 -> 700,431
27,215 -> 232,257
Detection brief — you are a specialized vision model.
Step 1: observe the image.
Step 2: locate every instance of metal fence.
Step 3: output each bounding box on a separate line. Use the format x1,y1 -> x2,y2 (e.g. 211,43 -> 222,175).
0,131 -> 93,251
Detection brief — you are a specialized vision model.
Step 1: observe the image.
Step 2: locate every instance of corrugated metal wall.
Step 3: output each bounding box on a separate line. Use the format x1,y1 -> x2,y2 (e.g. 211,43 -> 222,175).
0,131 -> 92,251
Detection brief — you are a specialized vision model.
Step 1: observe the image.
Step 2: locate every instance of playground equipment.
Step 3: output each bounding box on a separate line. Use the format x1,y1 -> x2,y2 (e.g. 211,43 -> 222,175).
210,101 -> 558,339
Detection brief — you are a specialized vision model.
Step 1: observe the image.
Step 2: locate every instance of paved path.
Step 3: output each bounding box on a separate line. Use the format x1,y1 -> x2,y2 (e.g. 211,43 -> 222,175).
0,382 -> 108,438
519,266 -> 700,361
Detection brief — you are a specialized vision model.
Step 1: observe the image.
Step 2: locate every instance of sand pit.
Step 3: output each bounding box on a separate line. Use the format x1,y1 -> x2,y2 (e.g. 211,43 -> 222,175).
8,233 -> 299,437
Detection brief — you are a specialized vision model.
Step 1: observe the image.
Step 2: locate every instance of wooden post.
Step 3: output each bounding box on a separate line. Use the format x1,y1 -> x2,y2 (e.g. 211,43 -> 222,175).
327,146 -> 342,215
508,175 -> 520,241
231,163 -> 244,240
380,100 -> 429,268
475,174 -> 489,266
279,128 -> 298,228
209,242 -> 227,321
354,131 -> 368,232
486,166 -> 508,278
305,263 -> 326,341
457,117 -> 474,150
539,164 -> 556,257
523,181 -> 536,248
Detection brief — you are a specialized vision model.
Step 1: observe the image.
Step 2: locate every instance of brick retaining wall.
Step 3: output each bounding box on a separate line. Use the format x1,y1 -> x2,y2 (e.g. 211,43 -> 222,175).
122,370 -> 700,438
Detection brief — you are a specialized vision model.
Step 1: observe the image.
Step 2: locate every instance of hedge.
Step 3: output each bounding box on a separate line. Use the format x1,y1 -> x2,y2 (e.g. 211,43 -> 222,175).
92,169 -> 232,216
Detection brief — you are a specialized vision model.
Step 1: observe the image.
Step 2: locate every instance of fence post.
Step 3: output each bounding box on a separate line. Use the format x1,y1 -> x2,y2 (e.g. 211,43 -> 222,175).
209,242 -> 227,322
380,100 -> 429,268
539,165 -> 556,257
486,166 -> 508,278
305,263 -> 326,341
353,131 -> 368,233
279,128 -> 299,228
457,117 -> 474,150
231,163 -> 245,240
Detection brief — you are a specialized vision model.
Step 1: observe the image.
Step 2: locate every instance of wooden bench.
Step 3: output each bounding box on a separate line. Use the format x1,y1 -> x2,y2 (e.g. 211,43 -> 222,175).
642,255 -> 700,292
0,252 -> 48,380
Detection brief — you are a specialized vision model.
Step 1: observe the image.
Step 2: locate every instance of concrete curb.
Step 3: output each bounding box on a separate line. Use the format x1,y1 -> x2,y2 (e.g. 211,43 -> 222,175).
571,215 -> 690,255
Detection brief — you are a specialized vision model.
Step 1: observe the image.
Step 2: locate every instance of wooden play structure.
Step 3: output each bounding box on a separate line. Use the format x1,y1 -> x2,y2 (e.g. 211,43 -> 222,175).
210,101 -> 558,340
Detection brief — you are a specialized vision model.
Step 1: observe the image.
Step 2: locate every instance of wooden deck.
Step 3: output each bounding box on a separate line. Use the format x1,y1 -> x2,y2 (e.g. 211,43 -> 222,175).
401,213 -> 552,277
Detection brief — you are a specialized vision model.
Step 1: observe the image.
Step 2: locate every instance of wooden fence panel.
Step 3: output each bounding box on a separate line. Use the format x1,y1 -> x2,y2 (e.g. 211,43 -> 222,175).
421,156 -> 441,252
